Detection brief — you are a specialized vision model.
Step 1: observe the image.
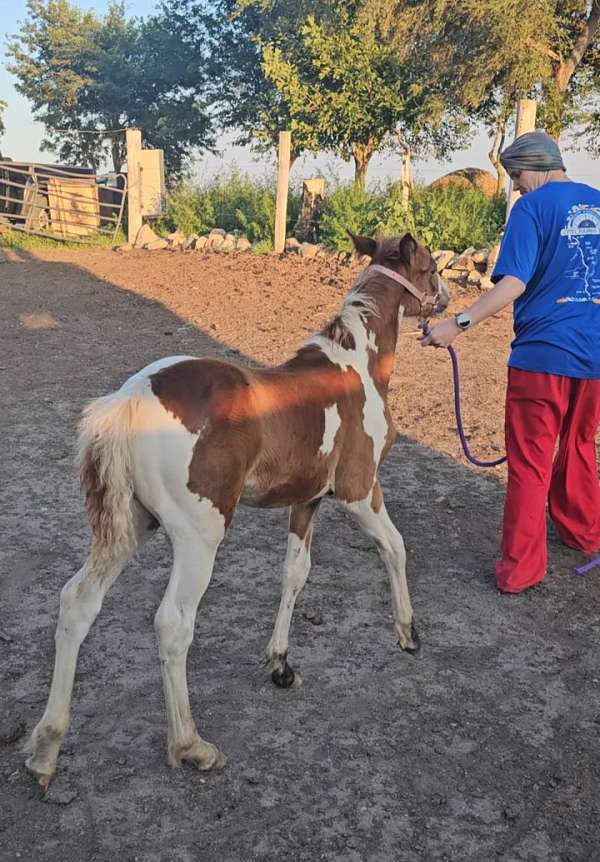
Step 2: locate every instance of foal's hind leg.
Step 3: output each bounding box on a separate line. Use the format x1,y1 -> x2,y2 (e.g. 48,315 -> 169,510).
25,503 -> 157,788
154,506 -> 227,771
342,482 -> 419,653
266,500 -> 320,688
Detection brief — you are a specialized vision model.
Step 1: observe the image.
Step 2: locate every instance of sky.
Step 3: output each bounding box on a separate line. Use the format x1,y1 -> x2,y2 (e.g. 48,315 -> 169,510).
1,0 -> 599,187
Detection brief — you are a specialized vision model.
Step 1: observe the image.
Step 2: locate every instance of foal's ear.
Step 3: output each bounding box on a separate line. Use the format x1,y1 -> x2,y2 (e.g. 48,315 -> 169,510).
397,232 -> 417,263
348,231 -> 377,258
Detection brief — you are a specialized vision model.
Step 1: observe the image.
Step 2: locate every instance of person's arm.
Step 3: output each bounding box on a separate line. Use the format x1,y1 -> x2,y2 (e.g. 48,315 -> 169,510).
420,275 -> 526,347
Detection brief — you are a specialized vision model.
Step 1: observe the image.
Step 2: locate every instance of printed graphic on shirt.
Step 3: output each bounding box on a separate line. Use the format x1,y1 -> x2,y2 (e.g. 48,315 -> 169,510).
558,204 -> 600,304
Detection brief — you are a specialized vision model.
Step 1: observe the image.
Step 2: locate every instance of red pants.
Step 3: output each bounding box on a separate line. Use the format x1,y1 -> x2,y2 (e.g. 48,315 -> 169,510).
495,368 -> 600,593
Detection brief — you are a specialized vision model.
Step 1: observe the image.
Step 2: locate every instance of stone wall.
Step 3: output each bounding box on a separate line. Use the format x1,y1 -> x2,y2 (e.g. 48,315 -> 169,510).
126,225 -> 500,290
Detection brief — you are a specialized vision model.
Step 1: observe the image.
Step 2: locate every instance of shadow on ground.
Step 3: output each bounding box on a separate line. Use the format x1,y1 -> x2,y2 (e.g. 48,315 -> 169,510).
1,251 -> 599,862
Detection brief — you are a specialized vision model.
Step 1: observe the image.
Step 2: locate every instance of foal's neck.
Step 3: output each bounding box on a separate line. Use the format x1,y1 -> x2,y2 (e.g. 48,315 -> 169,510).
361,278 -> 403,360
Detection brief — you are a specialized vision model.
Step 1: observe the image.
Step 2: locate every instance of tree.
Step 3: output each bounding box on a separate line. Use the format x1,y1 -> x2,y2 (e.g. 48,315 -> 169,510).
6,0 -> 217,175
218,0 -> 470,187
370,0 -> 599,190
0,100 -> 5,142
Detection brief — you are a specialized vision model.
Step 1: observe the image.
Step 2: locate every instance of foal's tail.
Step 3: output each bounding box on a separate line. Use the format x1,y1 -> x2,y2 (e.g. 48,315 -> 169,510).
77,390 -> 141,556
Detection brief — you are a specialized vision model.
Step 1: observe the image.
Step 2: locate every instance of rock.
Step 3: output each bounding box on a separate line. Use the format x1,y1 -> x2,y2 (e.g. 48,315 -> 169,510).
472,248 -> 489,265
182,234 -> 200,251
195,236 -> 208,250
209,228 -> 226,238
429,168 -> 499,198
285,237 -> 301,253
452,254 -> 476,272
207,232 -> 224,250
220,234 -> 237,252
114,243 -> 133,253
488,243 -> 500,266
167,229 -> 187,248
299,242 -> 320,259
466,270 -> 482,286
236,236 -> 252,252
302,608 -> 323,626
441,268 -> 467,281
134,223 -> 160,249
480,275 -> 494,290
487,242 -> 501,271
433,250 -> 454,272
145,238 -> 169,251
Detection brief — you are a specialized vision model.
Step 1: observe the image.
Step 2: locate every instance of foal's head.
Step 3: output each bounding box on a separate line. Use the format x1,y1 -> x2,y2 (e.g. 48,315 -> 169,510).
350,232 -> 449,317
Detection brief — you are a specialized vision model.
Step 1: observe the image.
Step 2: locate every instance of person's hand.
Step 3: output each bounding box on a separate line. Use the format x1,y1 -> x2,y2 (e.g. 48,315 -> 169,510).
419,317 -> 461,348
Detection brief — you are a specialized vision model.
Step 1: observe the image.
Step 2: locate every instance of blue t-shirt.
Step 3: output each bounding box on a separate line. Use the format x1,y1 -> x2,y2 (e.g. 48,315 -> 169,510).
492,181 -> 600,379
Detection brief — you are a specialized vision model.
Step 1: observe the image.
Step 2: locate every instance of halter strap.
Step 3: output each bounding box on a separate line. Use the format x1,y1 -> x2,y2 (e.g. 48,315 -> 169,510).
366,264 -> 427,303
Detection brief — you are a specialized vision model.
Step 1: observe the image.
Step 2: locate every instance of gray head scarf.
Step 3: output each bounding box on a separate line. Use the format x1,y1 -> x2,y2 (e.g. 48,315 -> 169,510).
499,130 -> 565,173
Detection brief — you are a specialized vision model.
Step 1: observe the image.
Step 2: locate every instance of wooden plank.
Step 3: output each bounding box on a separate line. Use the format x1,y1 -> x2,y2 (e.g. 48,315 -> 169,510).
126,128 -> 143,245
506,99 -> 537,219
274,131 -> 291,254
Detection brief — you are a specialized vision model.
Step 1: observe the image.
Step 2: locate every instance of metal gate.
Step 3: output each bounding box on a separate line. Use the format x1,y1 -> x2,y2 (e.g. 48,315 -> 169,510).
0,160 -> 127,243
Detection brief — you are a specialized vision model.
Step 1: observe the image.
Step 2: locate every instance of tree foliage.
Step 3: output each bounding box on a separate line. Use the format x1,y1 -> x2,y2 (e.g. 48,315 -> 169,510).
7,0 -> 217,175
216,0 -> 470,186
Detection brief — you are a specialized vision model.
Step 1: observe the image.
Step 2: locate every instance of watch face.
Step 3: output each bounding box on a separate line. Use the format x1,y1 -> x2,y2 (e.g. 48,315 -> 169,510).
456,314 -> 470,329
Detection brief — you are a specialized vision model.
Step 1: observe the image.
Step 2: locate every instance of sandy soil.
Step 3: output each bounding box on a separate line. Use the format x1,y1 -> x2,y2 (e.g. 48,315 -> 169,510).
1,247 -> 599,862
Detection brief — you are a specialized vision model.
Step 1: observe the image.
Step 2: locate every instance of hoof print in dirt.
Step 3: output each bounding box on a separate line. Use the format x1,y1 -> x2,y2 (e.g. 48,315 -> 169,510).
0,715 -> 26,746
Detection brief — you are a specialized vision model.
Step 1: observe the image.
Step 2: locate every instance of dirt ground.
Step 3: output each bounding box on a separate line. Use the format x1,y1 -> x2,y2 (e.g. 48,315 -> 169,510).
1,247 -> 600,862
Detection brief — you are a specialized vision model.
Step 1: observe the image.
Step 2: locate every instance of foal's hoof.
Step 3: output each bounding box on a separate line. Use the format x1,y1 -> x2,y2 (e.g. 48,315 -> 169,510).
171,739 -> 227,772
400,622 -> 421,655
25,756 -> 54,791
271,661 -> 298,689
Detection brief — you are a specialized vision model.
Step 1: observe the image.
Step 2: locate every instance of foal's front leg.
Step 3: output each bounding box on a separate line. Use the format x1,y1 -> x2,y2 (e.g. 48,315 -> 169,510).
266,499 -> 321,688
343,482 -> 419,653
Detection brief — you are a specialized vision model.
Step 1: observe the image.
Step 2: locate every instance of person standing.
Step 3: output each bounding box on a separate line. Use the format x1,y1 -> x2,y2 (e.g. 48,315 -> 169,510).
421,130 -> 600,593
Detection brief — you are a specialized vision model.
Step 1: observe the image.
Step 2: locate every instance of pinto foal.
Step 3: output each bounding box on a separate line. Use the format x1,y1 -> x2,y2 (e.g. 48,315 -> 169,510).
26,232 -> 448,787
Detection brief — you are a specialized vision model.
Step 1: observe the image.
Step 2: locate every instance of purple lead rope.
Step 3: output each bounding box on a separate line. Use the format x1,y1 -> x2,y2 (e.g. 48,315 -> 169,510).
446,344 -> 507,468
421,319 -> 506,468
426,324 -> 600,575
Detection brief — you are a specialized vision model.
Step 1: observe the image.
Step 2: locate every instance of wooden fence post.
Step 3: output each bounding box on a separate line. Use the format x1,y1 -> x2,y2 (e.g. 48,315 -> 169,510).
274,131 -> 291,254
126,128 -> 143,245
506,99 -> 537,220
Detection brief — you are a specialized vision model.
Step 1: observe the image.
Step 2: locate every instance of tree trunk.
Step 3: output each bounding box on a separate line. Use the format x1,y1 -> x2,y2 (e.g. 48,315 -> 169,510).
352,144 -> 372,190
401,148 -> 412,208
395,129 -> 412,208
488,120 -> 506,196
111,139 -> 123,173
549,0 -> 600,137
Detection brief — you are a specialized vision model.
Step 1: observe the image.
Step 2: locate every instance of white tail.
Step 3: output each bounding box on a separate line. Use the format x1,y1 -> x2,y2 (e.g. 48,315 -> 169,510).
77,390 -> 142,555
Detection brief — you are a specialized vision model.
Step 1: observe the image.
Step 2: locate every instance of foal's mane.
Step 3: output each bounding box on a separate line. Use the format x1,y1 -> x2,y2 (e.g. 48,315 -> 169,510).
320,274 -> 381,351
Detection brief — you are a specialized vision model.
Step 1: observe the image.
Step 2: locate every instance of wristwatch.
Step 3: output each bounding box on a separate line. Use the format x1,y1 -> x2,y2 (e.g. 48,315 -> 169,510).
454,312 -> 472,331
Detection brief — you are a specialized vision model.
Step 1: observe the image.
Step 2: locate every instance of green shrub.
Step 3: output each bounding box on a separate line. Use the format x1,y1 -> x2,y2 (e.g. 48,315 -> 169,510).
320,182 -> 504,252
156,185 -> 211,236
157,170 -> 300,244
319,184 -> 385,251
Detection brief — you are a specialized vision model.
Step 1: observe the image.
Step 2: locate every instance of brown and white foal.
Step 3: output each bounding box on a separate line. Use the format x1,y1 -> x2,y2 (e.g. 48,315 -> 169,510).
25,232 -> 448,787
